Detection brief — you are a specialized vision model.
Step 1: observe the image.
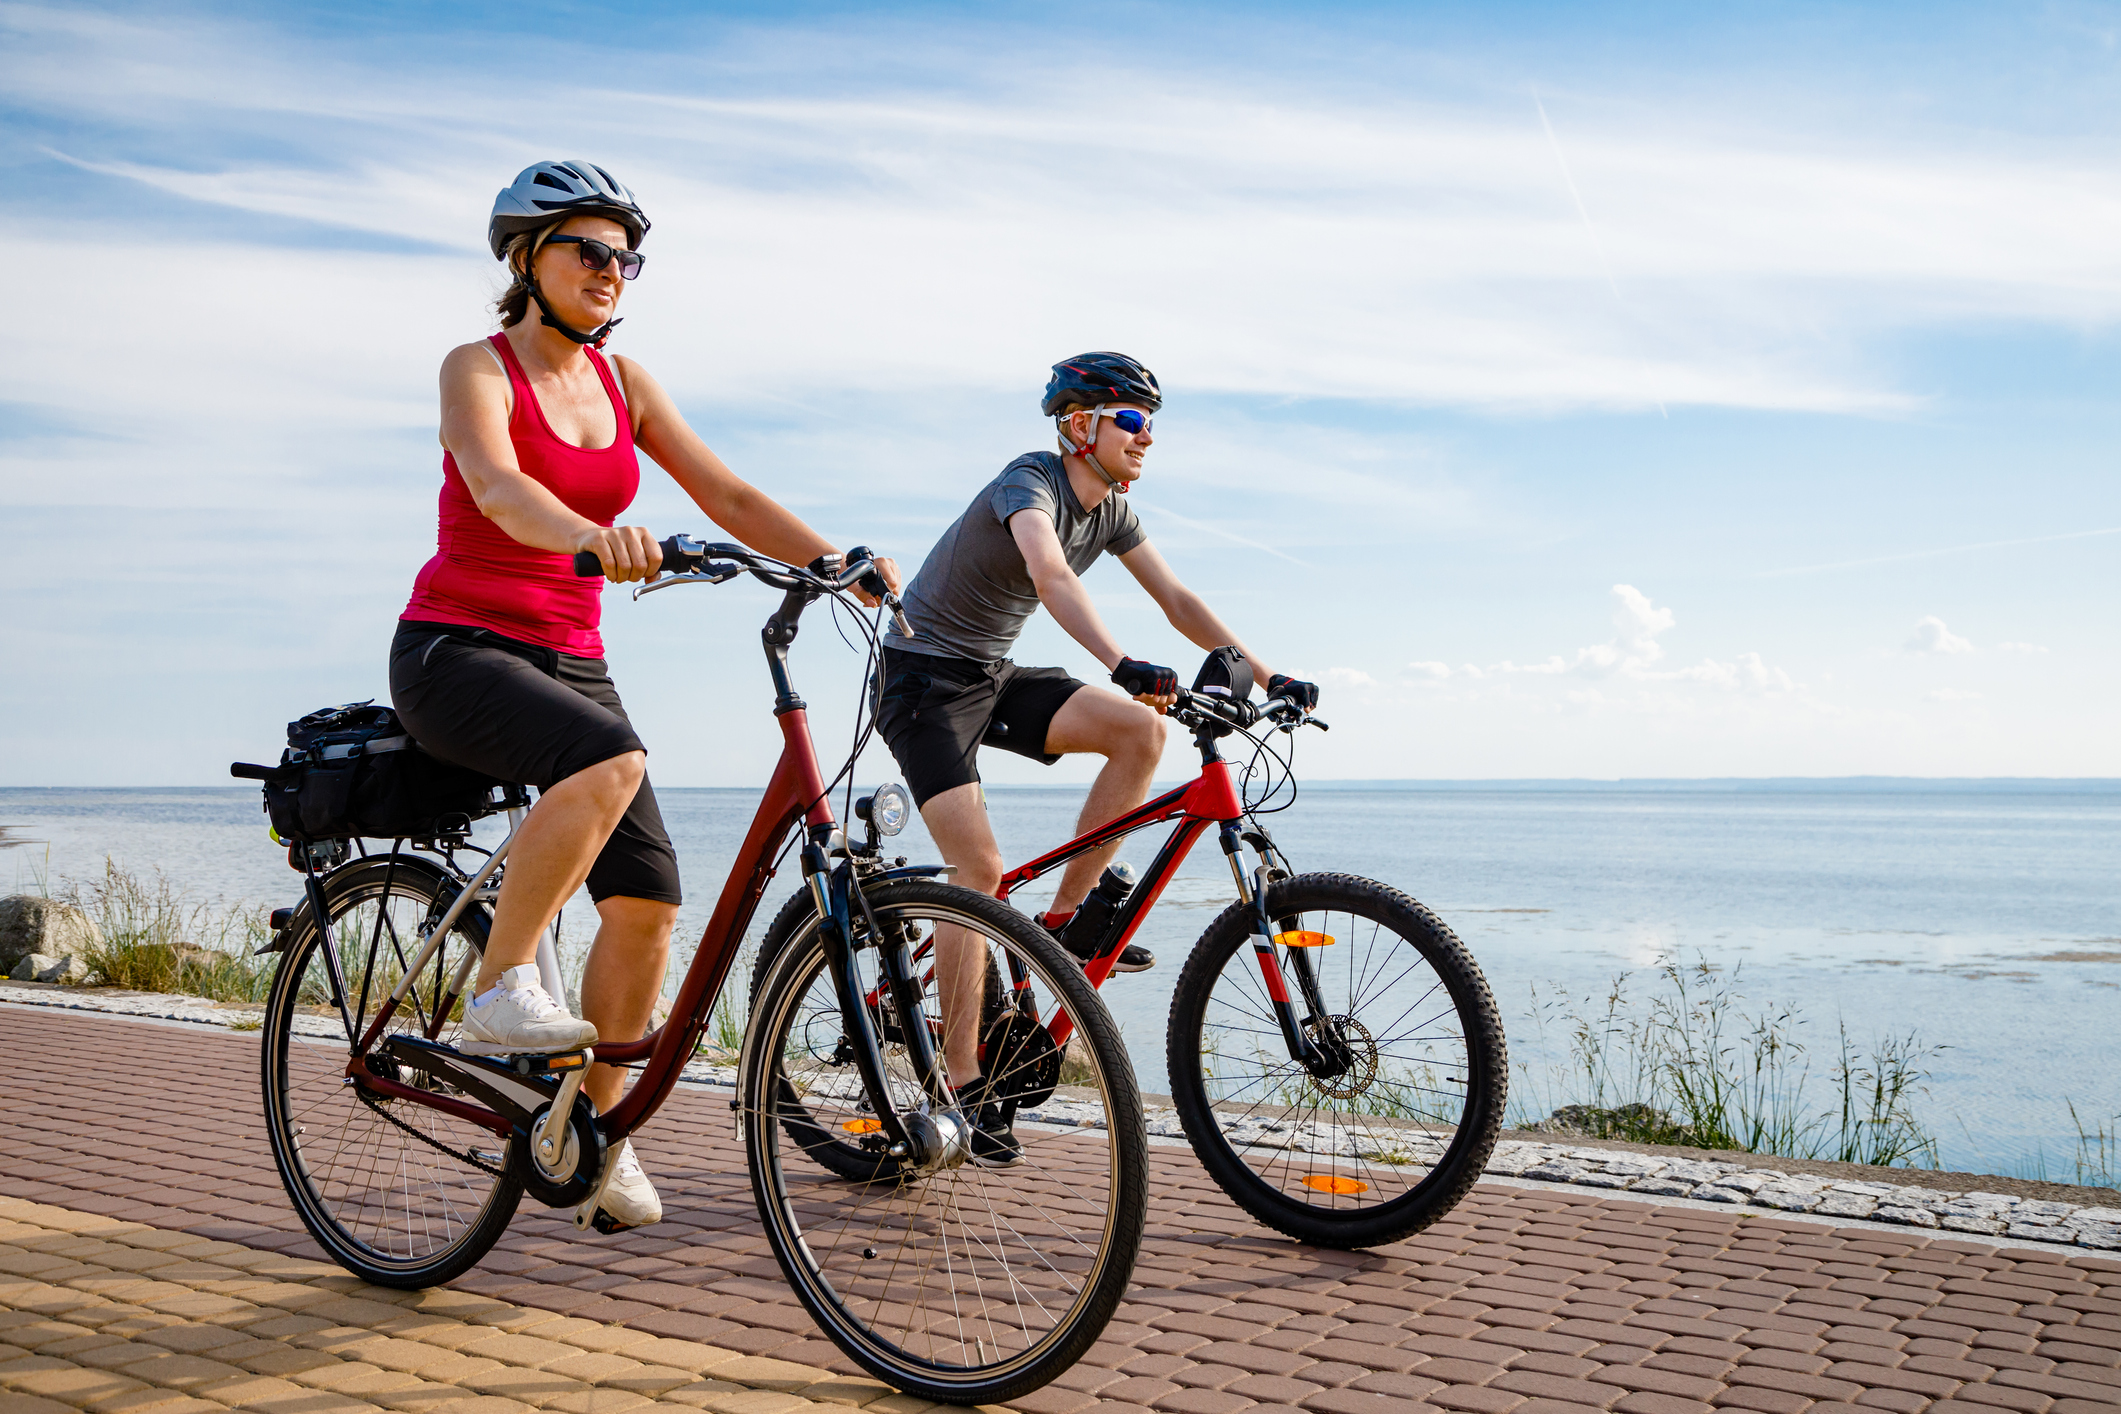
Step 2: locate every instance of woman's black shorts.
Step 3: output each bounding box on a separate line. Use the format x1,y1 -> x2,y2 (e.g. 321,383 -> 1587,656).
873,647 -> 1085,807
389,620 -> 681,906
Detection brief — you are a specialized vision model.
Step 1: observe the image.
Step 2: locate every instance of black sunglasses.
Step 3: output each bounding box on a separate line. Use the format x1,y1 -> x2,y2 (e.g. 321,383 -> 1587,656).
544,235 -> 645,280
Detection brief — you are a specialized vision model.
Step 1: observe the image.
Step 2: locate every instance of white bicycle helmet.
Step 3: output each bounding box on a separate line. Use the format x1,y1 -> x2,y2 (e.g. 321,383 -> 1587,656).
488,160 -> 650,259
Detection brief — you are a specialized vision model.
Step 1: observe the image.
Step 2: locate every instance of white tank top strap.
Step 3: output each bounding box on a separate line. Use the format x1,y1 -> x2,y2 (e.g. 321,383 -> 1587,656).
481,340 -> 513,417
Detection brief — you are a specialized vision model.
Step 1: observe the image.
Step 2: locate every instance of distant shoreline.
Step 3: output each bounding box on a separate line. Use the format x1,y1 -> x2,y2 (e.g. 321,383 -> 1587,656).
4,777 -> 2118,795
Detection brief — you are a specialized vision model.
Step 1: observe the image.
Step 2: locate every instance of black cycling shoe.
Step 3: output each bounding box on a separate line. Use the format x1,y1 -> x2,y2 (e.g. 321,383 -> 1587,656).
1045,909 -> 1157,973
955,1080 -> 1023,1169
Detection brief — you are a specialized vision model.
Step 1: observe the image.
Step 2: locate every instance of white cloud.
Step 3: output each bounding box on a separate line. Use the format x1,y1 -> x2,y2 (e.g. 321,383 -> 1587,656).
1406,660 -> 1454,679
1906,616 -> 1974,654
1927,688 -> 1983,702
1327,667 -> 1377,688
1996,641 -> 2049,654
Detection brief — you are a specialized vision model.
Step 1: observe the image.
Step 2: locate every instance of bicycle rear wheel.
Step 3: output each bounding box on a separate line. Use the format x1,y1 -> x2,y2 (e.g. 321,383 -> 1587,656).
742,879 -> 1146,1406
1167,872 -> 1505,1249
261,854 -> 522,1287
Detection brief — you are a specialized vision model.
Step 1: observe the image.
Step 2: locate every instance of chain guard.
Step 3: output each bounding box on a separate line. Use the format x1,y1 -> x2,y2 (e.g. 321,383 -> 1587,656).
981,1011 -> 1061,1109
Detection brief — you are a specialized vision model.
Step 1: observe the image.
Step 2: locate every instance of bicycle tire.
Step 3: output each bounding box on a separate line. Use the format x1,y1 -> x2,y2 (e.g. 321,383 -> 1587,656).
742,878 -> 1146,1405
1166,872 -> 1505,1249
261,855 -> 523,1287
748,886 -> 1005,1184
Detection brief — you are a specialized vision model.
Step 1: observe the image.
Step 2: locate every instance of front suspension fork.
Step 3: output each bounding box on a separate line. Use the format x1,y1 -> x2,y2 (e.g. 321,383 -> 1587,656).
808,847 -> 958,1162
1221,825 -> 1324,1071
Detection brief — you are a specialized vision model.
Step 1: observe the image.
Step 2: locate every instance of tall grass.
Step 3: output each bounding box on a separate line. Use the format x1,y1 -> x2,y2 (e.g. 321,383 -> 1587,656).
1512,955 -> 1943,1168
65,859 -> 275,1003
2071,1103 -> 2120,1189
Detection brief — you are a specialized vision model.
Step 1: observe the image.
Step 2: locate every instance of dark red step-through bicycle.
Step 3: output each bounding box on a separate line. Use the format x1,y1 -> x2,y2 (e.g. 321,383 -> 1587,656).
240,539 -> 1146,1406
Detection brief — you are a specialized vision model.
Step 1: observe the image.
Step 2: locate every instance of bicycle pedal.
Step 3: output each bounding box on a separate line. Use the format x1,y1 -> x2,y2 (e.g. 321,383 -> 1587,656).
503,1051 -> 590,1076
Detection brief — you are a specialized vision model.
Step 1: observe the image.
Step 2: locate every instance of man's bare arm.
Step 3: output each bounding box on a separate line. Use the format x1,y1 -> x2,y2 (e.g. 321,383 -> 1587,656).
1116,541 -> 1277,684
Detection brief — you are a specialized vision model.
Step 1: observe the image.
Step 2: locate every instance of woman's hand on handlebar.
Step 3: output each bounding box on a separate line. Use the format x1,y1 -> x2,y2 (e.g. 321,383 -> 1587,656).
575,525 -> 664,584
848,553 -> 901,608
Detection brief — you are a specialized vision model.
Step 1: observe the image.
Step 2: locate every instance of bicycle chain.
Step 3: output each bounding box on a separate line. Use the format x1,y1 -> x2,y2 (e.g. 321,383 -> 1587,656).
356,1082 -> 509,1180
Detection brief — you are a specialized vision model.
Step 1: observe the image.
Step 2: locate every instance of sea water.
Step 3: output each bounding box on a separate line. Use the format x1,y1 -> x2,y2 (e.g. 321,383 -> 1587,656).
3,781 -> 2114,1179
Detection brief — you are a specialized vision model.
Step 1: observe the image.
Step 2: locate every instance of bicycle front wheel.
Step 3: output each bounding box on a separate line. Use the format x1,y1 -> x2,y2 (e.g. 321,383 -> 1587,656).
261,854 -> 522,1287
1168,872 -> 1506,1249
742,878 -> 1146,1406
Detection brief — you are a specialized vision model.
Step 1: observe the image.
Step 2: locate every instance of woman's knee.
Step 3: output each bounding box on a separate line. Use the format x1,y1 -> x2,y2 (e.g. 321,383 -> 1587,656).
557,751 -> 646,814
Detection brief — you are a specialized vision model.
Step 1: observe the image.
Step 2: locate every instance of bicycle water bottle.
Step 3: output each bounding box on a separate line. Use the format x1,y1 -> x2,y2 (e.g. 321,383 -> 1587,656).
1059,862 -> 1137,959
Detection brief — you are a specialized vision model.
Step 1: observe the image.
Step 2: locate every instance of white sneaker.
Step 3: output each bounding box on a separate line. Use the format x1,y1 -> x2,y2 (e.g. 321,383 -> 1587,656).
580,1140 -> 662,1231
459,964 -> 598,1055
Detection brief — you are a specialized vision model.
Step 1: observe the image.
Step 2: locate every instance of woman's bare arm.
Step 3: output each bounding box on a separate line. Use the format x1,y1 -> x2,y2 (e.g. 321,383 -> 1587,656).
617,356 -> 892,582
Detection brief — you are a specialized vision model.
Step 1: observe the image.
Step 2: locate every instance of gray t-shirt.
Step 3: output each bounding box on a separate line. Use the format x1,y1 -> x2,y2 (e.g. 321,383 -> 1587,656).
884,451 -> 1147,663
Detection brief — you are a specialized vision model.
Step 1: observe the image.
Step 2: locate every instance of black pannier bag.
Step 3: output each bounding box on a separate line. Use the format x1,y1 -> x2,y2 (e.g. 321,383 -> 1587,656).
260,702 -> 507,842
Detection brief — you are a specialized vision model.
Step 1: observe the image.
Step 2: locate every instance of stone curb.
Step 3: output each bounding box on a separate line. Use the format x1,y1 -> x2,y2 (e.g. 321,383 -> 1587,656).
0,1197 -> 974,1414
10,980 -> 2118,1251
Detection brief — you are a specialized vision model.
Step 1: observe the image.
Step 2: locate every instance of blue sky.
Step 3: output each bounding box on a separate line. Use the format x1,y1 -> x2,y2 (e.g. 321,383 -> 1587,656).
2,0 -> 2117,785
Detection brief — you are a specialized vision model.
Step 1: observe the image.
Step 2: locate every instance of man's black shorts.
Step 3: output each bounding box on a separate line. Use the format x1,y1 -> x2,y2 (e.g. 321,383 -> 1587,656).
873,647 -> 1086,807
388,620 -> 682,906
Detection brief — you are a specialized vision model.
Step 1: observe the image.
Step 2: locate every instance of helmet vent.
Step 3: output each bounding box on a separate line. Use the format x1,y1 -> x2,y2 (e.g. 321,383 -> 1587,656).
532,171 -> 571,191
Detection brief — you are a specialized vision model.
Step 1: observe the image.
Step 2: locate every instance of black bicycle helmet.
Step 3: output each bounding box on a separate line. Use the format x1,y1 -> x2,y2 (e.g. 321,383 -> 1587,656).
488,160 -> 650,259
1041,352 -> 1162,416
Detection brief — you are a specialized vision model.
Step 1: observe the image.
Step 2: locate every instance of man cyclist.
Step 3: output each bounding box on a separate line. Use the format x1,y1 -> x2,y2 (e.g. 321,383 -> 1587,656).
875,351 -> 1319,1166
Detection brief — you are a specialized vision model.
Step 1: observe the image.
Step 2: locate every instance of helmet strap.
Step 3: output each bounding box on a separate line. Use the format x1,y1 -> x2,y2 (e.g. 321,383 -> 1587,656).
528,279 -> 620,349
1057,409 -> 1128,492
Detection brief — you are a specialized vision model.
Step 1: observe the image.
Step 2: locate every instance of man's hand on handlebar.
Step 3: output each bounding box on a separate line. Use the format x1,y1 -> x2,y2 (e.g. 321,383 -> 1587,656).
574,525 -> 664,584
1267,673 -> 1320,712
1112,656 -> 1180,712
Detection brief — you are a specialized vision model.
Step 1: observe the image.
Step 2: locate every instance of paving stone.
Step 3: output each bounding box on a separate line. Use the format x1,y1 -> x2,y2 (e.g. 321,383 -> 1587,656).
10,1007 -> 2120,1414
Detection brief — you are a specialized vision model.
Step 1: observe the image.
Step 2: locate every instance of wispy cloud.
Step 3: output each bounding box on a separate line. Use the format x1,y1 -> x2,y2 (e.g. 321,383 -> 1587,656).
1906,616 -> 1974,654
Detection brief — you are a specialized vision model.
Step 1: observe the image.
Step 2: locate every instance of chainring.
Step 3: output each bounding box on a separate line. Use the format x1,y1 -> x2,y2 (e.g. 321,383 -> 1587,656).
981,1010 -> 1062,1109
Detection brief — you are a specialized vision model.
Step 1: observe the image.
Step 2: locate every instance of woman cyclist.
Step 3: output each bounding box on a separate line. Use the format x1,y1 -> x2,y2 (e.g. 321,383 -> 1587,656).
390,160 -> 897,1231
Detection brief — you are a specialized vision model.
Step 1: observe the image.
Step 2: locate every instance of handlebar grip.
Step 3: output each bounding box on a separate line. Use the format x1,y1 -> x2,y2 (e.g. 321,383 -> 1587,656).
230,762 -> 280,781
573,551 -> 603,578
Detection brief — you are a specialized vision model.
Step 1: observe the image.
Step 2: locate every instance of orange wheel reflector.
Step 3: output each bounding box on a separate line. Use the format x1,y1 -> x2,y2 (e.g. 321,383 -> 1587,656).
1274,930 -> 1335,948
841,1118 -> 883,1134
1301,1174 -> 1369,1195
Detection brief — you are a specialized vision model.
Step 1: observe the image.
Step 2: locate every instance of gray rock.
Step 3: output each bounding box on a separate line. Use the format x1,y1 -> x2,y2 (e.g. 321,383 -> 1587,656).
1716,1170 -> 1776,1195
2006,1223 -> 2078,1243
1940,1212 -> 2007,1235
0,896 -> 102,971
1659,1160 -> 1733,1185
9,953 -> 88,984
1629,1177 -> 1700,1197
1815,1194 -> 1878,1219
1874,1205 -> 1940,1228
2075,1225 -> 2121,1251
2072,1207 -> 2121,1224
1753,1189 -> 1822,1213
1482,1144 -> 1549,1176
1594,1155 -> 1669,1179
1524,1159 -> 1590,1183
1694,1187 -> 1748,1204
1572,1171 -> 1637,1189
2015,1200 -> 2076,1220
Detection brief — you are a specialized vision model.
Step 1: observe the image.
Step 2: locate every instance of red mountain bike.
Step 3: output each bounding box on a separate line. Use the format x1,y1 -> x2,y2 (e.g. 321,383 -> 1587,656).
239,540 -> 1146,1406
756,663 -> 1508,1249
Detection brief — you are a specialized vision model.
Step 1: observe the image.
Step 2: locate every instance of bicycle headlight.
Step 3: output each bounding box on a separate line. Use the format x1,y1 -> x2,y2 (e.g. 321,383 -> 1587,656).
863,782 -> 912,837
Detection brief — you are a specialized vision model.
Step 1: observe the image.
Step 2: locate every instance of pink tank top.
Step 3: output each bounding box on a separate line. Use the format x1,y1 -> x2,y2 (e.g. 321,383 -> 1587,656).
402,334 -> 641,657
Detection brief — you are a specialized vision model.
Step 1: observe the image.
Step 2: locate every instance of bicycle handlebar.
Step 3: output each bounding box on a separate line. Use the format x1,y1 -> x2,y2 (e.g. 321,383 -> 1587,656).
1169,686 -> 1328,736
581,535 -> 914,637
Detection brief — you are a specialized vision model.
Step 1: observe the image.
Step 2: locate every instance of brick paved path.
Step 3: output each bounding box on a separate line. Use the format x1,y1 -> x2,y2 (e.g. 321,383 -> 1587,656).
7,1005 -> 2120,1414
